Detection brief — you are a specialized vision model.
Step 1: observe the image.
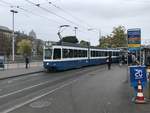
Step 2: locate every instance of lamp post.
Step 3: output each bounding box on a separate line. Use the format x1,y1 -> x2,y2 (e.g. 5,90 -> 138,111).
74,27 -> 78,37
10,9 -> 18,62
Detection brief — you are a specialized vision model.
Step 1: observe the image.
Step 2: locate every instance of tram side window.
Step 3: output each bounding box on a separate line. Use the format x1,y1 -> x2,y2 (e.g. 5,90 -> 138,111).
91,51 -> 94,57
74,50 -> 77,57
45,49 -> 52,59
69,49 -> 74,58
112,52 -> 115,56
116,52 -> 119,56
105,51 -> 107,56
96,51 -> 99,57
108,51 -> 112,56
84,50 -> 87,57
63,49 -> 68,58
53,48 -> 61,59
99,51 -> 102,56
101,51 -> 105,56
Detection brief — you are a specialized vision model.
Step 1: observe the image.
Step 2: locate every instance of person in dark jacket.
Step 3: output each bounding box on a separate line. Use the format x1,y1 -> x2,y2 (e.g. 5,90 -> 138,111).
25,57 -> 29,69
128,53 -> 132,66
106,55 -> 112,70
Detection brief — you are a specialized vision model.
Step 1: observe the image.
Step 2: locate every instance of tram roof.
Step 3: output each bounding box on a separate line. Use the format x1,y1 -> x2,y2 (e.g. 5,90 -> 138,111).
44,41 -> 121,50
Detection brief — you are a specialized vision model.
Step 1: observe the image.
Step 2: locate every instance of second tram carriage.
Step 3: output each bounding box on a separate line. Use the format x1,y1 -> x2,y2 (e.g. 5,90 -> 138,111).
43,41 -> 121,71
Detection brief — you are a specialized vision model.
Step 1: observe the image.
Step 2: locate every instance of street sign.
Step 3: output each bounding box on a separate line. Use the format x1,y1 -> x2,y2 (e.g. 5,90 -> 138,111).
127,28 -> 141,52
129,66 -> 147,87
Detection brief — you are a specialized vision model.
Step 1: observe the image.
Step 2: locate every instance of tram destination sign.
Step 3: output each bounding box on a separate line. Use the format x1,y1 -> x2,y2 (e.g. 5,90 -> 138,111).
127,28 -> 141,51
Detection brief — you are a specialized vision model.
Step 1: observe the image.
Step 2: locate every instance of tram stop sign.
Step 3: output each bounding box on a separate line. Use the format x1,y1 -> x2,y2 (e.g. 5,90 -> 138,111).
129,66 -> 147,87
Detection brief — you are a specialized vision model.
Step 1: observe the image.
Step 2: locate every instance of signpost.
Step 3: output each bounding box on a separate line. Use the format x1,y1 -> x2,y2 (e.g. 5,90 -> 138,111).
127,28 -> 148,103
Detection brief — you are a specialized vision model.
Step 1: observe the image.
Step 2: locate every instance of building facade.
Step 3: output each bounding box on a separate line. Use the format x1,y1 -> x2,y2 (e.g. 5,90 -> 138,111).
0,26 -> 12,55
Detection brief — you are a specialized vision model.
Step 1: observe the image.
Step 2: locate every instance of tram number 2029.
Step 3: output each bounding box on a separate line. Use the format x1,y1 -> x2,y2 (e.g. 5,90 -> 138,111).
134,69 -> 143,79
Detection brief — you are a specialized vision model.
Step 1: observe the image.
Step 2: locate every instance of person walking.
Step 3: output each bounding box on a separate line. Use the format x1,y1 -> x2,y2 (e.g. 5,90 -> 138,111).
128,53 -> 132,66
106,55 -> 112,70
25,57 -> 29,69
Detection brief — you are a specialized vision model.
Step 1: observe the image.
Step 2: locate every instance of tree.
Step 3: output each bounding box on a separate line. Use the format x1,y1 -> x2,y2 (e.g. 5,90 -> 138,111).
99,25 -> 127,48
111,26 -> 127,47
60,36 -> 79,43
4,33 -> 12,57
99,35 -> 112,48
80,40 -> 90,46
36,39 -> 43,55
17,39 -> 32,56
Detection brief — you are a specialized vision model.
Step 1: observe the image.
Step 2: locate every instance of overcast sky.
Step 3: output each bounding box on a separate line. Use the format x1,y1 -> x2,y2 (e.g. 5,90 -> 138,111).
0,0 -> 150,45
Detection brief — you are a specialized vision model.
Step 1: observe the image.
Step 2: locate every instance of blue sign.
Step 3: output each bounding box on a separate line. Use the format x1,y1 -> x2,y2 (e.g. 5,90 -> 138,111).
129,66 -> 147,87
128,29 -> 141,38
127,28 -> 141,52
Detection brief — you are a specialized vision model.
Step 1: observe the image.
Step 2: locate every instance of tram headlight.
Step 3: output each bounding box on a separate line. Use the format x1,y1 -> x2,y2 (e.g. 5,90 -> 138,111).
46,62 -> 49,65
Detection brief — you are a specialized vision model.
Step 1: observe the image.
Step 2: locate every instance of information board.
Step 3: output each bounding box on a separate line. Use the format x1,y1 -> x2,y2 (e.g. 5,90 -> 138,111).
127,28 -> 141,52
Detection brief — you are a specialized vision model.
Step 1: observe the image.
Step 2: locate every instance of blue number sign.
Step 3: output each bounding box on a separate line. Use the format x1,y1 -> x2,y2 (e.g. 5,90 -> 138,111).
129,66 -> 147,87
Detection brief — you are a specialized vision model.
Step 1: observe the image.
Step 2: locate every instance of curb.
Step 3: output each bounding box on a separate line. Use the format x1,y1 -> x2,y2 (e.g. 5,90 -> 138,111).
0,70 -> 44,80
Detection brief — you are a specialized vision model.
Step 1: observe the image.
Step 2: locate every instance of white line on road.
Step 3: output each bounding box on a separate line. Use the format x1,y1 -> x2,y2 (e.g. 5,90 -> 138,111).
1,79 -> 78,113
6,74 -> 39,83
0,69 -> 86,98
0,80 -> 51,99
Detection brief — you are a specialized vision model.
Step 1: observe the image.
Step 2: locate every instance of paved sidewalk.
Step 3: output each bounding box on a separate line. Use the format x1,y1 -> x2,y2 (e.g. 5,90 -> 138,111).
0,62 -> 44,80
4,62 -> 43,69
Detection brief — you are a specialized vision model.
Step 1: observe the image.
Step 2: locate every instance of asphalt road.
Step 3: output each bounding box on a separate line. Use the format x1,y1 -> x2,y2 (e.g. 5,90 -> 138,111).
0,64 -> 150,113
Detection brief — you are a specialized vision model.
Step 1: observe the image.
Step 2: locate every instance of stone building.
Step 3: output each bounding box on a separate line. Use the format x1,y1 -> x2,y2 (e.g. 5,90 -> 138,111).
0,26 -> 12,55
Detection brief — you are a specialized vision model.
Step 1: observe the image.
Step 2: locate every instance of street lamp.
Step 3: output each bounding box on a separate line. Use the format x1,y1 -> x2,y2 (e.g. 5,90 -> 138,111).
74,27 -> 78,37
10,9 -> 18,62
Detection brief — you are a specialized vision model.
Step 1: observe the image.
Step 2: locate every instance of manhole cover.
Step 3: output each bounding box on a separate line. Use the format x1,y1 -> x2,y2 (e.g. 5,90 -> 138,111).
30,100 -> 51,108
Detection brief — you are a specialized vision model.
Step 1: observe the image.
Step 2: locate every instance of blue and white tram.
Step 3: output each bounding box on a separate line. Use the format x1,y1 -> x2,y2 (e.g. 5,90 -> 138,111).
43,42 -> 121,71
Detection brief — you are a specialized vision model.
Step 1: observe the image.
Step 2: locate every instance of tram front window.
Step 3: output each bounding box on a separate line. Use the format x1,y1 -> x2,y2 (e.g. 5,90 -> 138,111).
45,49 -> 52,59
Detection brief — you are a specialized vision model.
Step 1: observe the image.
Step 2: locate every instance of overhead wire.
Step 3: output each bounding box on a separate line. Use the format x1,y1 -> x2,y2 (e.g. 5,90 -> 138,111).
0,0 -> 94,41
0,0 -> 63,25
16,6 -> 63,24
25,0 -> 89,30
46,0 -> 93,28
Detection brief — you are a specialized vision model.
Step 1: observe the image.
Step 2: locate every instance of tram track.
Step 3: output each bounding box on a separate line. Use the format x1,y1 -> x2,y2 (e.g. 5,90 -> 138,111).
0,65 -> 106,113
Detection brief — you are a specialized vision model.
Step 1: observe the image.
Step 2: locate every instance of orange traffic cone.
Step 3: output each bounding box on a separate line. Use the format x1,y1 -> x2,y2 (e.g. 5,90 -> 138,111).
135,80 -> 146,104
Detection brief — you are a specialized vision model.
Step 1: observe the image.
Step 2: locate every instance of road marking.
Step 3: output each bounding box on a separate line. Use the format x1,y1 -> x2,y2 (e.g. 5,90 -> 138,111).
1,79 -> 78,113
0,80 -> 51,99
6,74 -> 40,83
0,69 -> 87,98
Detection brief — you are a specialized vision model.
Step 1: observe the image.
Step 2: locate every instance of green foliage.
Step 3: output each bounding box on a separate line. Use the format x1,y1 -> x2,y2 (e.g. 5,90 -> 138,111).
99,25 -> 127,48
111,26 -> 127,47
17,39 -> 32,56
60,36 -> 79,44
3,34 -> 12,56
36,39 -> 43,55
80,40 -> 90,46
